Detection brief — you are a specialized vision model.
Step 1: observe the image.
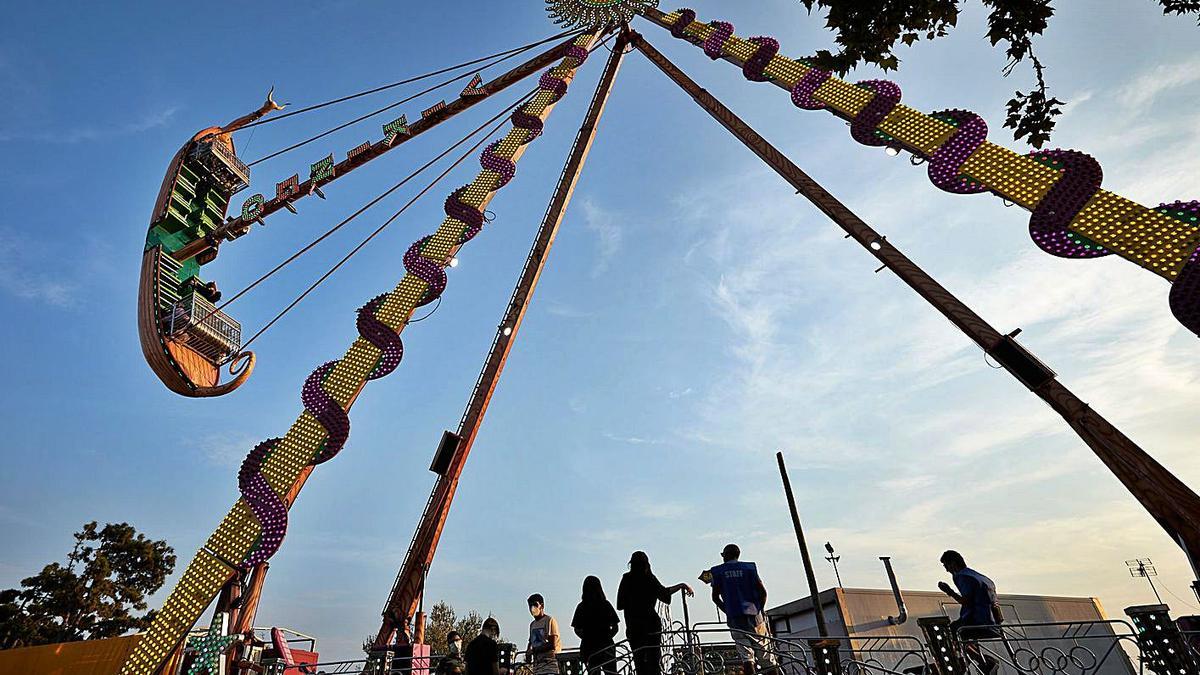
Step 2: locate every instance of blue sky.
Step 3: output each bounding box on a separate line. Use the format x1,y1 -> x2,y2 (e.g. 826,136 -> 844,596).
3,0 -> 1200,661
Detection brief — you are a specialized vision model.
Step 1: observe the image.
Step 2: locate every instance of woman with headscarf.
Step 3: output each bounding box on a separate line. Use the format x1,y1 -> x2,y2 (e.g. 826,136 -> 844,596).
572,576 -> 620,675
616,551 -> 694,675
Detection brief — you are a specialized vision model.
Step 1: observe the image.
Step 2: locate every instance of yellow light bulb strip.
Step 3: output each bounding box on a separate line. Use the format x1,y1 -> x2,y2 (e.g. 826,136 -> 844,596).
654,9 -> 1200,282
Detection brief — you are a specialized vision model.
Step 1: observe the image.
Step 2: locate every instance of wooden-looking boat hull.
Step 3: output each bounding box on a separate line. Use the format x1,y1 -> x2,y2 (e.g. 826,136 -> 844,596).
138,130 -> 253,398
138,248 -> 254,397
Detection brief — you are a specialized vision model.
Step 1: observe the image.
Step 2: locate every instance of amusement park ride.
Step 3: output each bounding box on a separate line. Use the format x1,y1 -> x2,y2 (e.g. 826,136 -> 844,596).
112,0 -> 1200,673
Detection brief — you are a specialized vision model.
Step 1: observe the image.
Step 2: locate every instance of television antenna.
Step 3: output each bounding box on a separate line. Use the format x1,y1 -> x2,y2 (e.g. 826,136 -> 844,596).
1127,558 -> 1164,604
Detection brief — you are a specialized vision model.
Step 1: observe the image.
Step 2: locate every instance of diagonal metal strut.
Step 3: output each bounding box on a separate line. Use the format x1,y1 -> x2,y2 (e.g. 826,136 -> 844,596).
373,30 -> 631,650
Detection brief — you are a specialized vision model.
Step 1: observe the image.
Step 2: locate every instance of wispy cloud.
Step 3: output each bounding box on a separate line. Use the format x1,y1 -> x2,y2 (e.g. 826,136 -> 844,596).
603,432 -> 666,446
877,474 -> 936,492
545,301 -> 593,318
0,230 -> 77,307
0,106 -> 179,144
665,170 -> 899,461
192,432 -> 261,469
581,199 -> 623,277
1117,56 -> 1200,111
624,496 -> 693,521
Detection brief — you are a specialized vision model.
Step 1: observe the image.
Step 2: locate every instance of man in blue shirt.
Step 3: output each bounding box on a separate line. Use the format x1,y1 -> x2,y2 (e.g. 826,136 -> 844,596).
938,550 -> 1001,675
709,544 -> 777,675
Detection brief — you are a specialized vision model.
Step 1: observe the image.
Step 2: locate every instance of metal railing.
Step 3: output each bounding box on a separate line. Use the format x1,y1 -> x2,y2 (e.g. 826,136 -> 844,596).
962,620 -> 1141,675
903,618 -> 1145,675
576,624 -> 816,675
190,137 -> 251,194
169,288 -> 243,363
221,614 -> 1196,675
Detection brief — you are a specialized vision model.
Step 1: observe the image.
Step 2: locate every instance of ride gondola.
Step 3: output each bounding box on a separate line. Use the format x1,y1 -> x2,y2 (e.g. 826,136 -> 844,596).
138,91 -> 284,397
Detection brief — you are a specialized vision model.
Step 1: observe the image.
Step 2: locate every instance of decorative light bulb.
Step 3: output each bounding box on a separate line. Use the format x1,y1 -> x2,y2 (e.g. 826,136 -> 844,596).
449,257 -> 459,268
885,145 -> 901,157
546,0 -> 659,28
502,326 -> 513,336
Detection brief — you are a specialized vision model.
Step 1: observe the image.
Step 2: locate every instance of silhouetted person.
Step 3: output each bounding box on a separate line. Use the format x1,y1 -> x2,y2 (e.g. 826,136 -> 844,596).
572,576 -> 620,675
616,551 -> 694,675
938,550 -> 1001,675
709,544 -> 778,675
527,594 -> 562,675
438,630 -> 466,675
466,618 -> 504,675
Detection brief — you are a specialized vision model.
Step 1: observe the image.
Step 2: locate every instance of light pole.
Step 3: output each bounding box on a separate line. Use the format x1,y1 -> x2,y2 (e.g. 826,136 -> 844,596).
776,451 -> 828,637
824,542 -> 844,589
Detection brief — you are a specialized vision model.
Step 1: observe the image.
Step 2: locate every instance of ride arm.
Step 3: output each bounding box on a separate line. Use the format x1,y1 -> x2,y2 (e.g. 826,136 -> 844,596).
370,31 -> 627,650
635,8 -> 1200,288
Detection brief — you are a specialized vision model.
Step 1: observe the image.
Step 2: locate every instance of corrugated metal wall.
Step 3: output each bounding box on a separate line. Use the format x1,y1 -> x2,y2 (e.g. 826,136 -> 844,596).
0,635 -> 141,675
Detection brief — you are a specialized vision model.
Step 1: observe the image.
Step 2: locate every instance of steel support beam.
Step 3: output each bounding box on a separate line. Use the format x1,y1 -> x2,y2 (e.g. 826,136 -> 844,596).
373,31 -> 630,649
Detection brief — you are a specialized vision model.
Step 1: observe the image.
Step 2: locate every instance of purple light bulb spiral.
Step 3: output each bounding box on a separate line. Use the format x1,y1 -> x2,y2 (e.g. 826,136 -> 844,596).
928,110 -> 989,195
238,296 -> 406,568
481,141 -> 517,189
670,8 -> 697,39
849,80 -> 901,147
238,439 -> 287,569
743,37 -> 779,82
1026,149 -> 1109,259
1160,200 -> 1200,335
236,37 -> 593,568
703,21 -> 734,59
791,68 -> 831,110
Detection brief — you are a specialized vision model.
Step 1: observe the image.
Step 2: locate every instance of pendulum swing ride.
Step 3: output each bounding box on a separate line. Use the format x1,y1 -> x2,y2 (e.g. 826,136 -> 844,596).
121,1 -> 1200,673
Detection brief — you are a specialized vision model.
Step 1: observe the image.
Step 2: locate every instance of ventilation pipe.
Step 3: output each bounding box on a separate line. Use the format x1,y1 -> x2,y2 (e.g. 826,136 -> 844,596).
881,556 -> 908,625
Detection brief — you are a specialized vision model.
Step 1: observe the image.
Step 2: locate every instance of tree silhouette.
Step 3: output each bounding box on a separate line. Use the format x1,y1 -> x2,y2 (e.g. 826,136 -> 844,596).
795,0 -> 1199,147
424,601 -> 488,654
0,522 -> 175,649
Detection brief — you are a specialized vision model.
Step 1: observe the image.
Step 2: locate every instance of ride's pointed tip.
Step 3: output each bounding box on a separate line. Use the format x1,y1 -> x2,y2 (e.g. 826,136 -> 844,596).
284,202 -> 298,214
265,85 -> 289,110
313,186 -> 327,200
255,218 -> 266,227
